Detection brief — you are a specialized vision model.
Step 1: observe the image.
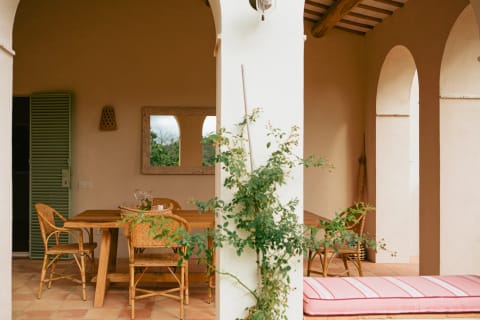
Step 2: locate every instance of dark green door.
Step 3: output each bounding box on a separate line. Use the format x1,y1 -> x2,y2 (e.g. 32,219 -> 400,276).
30,92 -> 72,259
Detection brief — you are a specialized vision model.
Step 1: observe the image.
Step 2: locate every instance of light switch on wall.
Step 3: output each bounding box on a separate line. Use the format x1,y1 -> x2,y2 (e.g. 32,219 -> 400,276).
61,169 -> 70,188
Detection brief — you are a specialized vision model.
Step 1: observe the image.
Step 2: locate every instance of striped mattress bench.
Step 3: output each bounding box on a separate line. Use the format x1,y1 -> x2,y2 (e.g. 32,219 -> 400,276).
303,275 -> 480,319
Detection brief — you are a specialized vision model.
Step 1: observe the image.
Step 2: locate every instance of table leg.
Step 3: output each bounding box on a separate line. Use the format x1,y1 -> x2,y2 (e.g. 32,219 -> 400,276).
94,228 -> 112,307
108,229 -> 118,272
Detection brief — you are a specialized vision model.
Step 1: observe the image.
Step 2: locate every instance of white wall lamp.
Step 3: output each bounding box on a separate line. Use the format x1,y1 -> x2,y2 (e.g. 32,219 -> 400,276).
249,0 -> 276,21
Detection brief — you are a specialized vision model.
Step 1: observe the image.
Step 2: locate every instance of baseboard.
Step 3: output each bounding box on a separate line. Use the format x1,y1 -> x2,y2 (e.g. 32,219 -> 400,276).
12,252 -> 29,258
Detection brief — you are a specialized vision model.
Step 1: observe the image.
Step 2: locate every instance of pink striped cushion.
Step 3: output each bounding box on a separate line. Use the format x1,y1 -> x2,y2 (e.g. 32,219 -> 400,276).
304,275 -> 480,316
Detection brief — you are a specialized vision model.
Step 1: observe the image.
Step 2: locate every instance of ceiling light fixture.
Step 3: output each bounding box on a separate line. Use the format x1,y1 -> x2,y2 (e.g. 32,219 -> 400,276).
249,0 -> 276,21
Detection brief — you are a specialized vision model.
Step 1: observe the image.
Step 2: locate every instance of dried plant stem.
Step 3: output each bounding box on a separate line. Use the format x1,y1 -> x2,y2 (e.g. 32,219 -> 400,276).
241,64 -> 255,174
241,64 -> 263,293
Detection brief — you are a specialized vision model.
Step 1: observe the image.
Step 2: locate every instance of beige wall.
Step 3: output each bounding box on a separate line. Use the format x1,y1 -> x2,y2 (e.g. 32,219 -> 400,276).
304,28 -> 366,218
13,1 -> 368,230
13,0 -> 217,216
364,0 -> 470,273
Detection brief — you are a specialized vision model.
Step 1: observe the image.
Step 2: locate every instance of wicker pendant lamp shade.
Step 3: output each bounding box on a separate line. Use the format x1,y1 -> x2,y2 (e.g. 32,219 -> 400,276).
99,105 -> 117,130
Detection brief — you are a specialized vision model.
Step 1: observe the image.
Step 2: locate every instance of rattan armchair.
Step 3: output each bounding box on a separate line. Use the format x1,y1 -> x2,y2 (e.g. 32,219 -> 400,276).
121,207 -> 190,320
35,203 -> 97,301
307,204 -> 367,277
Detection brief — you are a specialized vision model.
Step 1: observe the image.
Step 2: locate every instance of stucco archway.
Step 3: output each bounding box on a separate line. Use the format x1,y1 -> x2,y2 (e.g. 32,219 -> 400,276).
376,45 -> 419,264
439,4 -> 480,275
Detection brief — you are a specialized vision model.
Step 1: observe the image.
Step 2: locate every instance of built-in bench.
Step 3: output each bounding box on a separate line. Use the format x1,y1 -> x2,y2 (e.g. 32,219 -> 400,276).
304,275 -> 480,319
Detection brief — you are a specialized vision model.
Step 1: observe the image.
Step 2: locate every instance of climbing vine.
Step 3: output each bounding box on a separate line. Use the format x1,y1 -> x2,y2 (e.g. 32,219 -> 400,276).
196,108 -> 329,319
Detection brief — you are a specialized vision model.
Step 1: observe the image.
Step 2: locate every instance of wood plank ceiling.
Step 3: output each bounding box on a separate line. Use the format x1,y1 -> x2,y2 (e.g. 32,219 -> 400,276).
202,0 -> 408,38
305,0 -> 408,37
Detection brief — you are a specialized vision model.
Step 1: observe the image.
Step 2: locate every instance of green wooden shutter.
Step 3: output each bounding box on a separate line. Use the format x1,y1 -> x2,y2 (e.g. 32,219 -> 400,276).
30,92 -> 72,259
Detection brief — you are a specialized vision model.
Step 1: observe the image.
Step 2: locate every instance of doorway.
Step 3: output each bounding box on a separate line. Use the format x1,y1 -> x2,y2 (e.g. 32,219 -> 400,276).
12,96 -> 30,255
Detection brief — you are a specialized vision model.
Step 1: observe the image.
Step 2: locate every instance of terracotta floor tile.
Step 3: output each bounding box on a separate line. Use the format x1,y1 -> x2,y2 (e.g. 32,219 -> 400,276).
19,309 -> 55,319
84,308 -> 123,320
13,257 -> 417,319
54,309 -> 90,318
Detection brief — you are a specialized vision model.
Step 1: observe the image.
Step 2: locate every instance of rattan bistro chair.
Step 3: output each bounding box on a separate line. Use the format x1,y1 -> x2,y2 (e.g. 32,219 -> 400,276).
121,207 -> 190,320
150,198 -> 215,304
35,203 -> 97,301
307,204 -> 367,277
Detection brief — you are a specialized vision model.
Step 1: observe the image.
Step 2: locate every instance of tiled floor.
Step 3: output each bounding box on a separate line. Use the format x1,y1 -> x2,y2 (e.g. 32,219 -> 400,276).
13,257 -> 418,319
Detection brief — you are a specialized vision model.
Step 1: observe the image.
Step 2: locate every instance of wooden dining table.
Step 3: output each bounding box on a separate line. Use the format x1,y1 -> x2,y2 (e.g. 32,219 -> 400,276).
64,209 -> 323,307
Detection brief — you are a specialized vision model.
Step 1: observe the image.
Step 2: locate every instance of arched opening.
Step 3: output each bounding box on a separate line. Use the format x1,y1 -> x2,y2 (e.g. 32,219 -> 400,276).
150,115 -> 180,166
376,45 -> 419,265
202,115 -> 216,166
440,4 -> 480,274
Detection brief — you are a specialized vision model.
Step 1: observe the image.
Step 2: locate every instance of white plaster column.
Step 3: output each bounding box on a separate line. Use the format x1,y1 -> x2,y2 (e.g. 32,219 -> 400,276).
375,46 -> 418,263
0,0 -> 20,318
209,1 -> 305,319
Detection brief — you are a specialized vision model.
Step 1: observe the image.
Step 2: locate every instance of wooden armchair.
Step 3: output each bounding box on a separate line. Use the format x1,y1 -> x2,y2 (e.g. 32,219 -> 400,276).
307,203 -> 367,277
121,207 -> 190,320
35,203 -> 97,301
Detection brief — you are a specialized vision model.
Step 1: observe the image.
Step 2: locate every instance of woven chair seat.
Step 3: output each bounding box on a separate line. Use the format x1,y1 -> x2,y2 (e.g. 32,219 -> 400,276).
133,253 -> 186,267
47,242 -> 97,254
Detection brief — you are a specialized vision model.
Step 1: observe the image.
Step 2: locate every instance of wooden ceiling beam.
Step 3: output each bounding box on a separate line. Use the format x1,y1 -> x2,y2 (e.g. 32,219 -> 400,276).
311,0 -> 363,38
